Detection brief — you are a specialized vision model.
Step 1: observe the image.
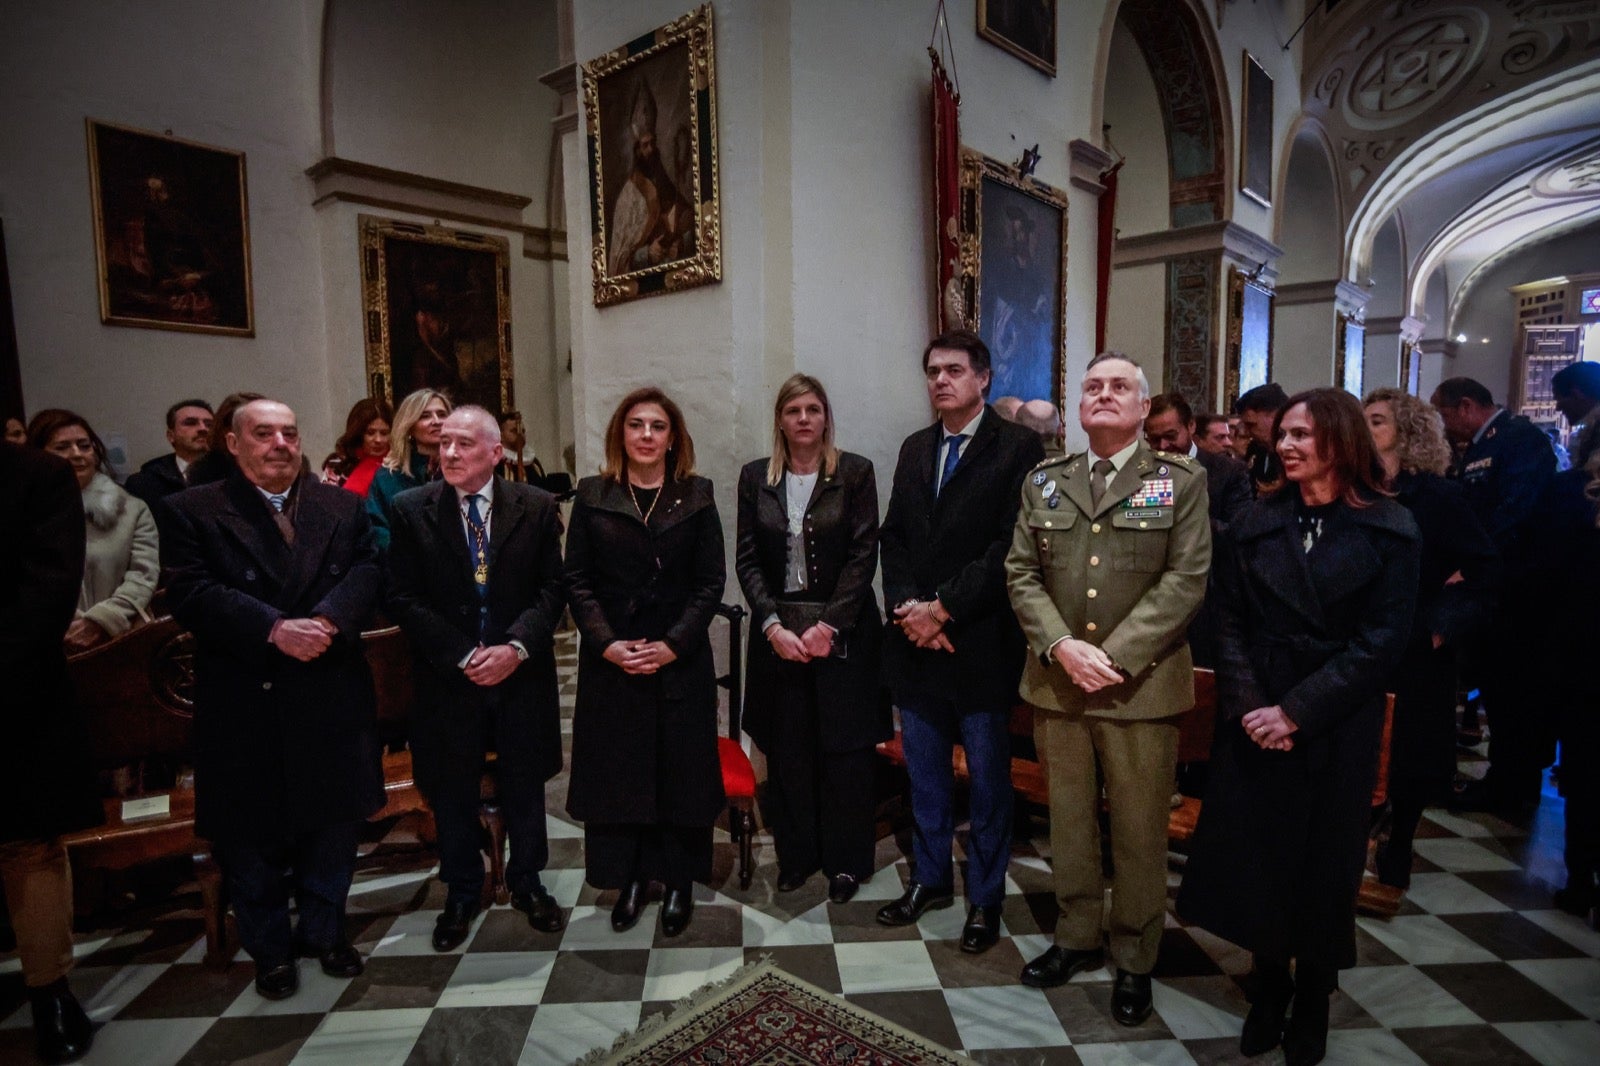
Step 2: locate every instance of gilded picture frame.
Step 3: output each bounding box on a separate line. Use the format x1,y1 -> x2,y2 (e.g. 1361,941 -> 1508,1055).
1240,52 -> 1274,208
954,150 -> 1068,409
86,119 -> 254,335
977,0 -> 1057,77
359,215 -> 513,414
1225,267 -> 1274,407
582,4 -> 721,307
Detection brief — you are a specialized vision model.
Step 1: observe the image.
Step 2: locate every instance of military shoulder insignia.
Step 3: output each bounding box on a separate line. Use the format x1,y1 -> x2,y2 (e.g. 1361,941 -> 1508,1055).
1032,470 -> 1047,485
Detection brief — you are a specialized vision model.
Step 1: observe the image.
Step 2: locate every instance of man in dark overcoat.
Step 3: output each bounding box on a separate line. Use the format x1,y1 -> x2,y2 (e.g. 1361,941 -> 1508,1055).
1431,376 -> 1556,816
1,441 -> 98,1062
876,329 -> 1045,953
162,399 -> 383,1001
387,406 -> 567,951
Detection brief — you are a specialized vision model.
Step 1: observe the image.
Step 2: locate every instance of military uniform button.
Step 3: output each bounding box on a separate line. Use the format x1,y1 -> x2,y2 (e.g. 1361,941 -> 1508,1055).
1087,589 -> 1097,598
1040,538 -> 1049,549
1086,622 -> 1098,632
1044,521 -> 1053,528
1089,555 -> 1099,566
1139,521 -> 1149,529
1091,523 -> 1101,533
262,681 -> 273,691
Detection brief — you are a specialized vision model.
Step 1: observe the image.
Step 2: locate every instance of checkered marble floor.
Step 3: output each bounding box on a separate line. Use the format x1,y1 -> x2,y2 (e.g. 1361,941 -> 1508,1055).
2,639 -> 1595,1065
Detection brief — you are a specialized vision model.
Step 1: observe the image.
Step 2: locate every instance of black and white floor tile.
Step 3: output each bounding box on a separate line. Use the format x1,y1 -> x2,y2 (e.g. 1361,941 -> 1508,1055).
1,636 -> 1595,1064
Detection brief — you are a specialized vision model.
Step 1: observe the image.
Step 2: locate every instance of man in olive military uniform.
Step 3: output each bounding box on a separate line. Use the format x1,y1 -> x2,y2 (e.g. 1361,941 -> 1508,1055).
1005,353 -> 1211,1026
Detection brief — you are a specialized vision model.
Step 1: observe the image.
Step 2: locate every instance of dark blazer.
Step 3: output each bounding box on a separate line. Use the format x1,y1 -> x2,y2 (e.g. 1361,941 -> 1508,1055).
1387,471 -> 1499,792
565,474 -> 726,827
1177,490 -> 1421,971
1194,447 -> 1252,532
0,444 -> 101,843
161,473 -> 384,843
1451,408 -> 1555,558
125,453 -> 186,510
880,406 -> 1046,710
386,478 -> 566,804
735,452 -> 888,752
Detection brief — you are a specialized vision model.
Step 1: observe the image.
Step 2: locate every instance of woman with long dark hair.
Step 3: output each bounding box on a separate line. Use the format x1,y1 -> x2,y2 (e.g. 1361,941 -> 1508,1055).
735,374 -> 885,903
1362,388 -> 1498,897
565,387 -> 725,937
321,397 -> 393,497
1177,389 -> 1420,1066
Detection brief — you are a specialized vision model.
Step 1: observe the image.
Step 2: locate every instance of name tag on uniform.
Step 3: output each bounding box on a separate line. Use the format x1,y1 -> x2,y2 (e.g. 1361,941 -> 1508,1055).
1465,457 -> 1493,472
1123,508 -> 1164,519
1126,478 -> 1174,508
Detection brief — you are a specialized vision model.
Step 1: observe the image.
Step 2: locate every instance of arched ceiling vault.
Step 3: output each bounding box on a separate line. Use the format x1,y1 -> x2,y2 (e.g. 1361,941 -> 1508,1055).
1297,1 -> 1600,331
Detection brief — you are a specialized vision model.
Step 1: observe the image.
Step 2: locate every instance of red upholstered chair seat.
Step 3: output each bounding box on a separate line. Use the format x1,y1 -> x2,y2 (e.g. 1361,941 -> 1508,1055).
718,736 -> 756,800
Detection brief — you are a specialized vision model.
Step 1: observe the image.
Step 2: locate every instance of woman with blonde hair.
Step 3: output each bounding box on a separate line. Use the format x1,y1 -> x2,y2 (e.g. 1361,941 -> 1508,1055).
1362,388 -> 1499,896
565,387 -> 725,937
365,389 -> 450,550
735,374 -> 886,903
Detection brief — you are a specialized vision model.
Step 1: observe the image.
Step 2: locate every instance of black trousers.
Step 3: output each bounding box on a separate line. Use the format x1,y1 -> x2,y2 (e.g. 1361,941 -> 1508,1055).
584,823 -> 712,892
1479,622 -> 1554,805
1557,705 -> 1599,891
215,820 -> 361,967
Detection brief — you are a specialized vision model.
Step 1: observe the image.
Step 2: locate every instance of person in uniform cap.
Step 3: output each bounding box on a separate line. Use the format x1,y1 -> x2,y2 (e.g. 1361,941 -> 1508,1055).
1005,353 -> 1211,1025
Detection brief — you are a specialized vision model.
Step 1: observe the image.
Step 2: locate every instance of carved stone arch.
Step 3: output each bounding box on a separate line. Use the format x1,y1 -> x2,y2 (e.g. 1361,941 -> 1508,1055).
1094,0 -> 1232,227
1272,116 -> 1343,258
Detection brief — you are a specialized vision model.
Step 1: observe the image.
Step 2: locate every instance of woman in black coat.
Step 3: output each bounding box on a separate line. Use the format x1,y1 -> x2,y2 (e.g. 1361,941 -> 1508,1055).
1363,389 -> 1499,892
736,374 -> 887,905
1177,389 -> 1421,1066
565,387 -> 726,938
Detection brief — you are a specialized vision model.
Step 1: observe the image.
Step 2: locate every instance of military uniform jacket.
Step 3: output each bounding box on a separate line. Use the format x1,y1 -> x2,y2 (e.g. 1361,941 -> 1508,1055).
1004,442 -> 1211,719
1451,408 -> 1554,556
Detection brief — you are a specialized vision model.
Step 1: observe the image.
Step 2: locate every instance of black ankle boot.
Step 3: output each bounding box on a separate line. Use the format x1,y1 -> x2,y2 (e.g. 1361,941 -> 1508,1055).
30,978 -> 93,1064
1240,962 -> 1293,1056
1283,987 -> 1330,1066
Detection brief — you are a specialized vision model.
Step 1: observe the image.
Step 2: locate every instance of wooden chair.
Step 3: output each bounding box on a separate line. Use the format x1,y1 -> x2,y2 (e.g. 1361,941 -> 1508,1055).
715,603 -> 757,890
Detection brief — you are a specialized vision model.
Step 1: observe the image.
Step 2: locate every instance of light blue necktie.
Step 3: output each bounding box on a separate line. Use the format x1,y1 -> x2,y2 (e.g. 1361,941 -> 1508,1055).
937,433 -> 967,496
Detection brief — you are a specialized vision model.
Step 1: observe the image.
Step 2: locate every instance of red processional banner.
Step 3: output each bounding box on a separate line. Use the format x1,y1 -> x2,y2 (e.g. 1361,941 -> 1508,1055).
931,48 -> 962,332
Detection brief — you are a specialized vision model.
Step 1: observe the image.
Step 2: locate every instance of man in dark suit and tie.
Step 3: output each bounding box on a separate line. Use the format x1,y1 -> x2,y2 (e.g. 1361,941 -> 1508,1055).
876,330 -> 1045,952
162,399 -> 383,1001
386,406 -> 567,950
125,398 -> 213,509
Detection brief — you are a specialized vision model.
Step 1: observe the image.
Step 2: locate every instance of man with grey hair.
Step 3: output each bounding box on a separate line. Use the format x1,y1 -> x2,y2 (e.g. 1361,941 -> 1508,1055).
386,405 -> 568,948
1005,353 -> 1211,1024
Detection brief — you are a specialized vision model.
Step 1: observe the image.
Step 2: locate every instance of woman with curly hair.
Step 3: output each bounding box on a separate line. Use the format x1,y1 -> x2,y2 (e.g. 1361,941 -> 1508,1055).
1363,388 -> 1500,894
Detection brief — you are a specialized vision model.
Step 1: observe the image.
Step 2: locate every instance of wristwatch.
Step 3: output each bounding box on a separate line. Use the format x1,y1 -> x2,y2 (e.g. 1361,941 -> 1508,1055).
510,640 -> 530,662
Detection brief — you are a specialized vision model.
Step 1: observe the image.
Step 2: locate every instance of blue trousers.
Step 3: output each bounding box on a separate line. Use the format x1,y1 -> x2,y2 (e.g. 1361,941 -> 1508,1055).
215,820 -> 361,967
896,692 -> 1013,907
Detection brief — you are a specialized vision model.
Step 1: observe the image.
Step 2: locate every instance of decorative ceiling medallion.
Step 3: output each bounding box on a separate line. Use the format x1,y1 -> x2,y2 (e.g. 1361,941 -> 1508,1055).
1531,144 -> 1600,198
1343,10 -> 1489,129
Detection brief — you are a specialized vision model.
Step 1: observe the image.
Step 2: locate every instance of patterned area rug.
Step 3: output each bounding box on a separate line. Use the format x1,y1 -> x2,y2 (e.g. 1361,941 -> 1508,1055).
580,958 -> 968,1065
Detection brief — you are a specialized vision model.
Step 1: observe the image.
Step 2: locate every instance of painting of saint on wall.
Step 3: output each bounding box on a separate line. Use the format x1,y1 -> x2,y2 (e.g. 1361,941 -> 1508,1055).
977,0 -> 1057,76
954,151 -> 1068,408
86,119 -> 253,335
359,216 -> 512,414
583,4 -> 721,306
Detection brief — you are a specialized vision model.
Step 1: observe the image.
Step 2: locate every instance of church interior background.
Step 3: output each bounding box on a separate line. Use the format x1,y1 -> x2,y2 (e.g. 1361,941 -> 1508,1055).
2,1 -> 1599,1063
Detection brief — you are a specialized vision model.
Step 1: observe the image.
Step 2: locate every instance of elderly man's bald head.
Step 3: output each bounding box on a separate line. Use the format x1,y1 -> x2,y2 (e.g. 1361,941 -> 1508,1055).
228,399 -> 301,492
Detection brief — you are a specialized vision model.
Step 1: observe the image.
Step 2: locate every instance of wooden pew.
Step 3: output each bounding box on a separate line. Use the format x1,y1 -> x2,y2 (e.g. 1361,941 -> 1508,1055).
62,617 -> 431,967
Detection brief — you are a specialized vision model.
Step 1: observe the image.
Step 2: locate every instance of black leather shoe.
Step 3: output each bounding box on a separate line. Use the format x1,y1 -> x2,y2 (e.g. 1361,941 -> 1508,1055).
1111,969 -> 1154,1027
959,904 -> 1002,954
29,979 -> 93,1064
254,961 -> 299,1001
1553,883 -> 1596,918
777,870 -> 810,893
660,887 -> 694,937
431,899 -> 479,952
875,882 -> 954,926
297,940 -> 365,978
611,880 -> 647,932
1240,964 -> 1293,1056
827,873 -> 860,905
512,886 -> 566,933
1283,989 -> 1330,1066
1019,945 -> 1103,989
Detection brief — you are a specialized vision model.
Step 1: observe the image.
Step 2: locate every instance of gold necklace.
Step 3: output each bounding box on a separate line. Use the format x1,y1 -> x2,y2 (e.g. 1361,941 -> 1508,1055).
628,479 -> 663,524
